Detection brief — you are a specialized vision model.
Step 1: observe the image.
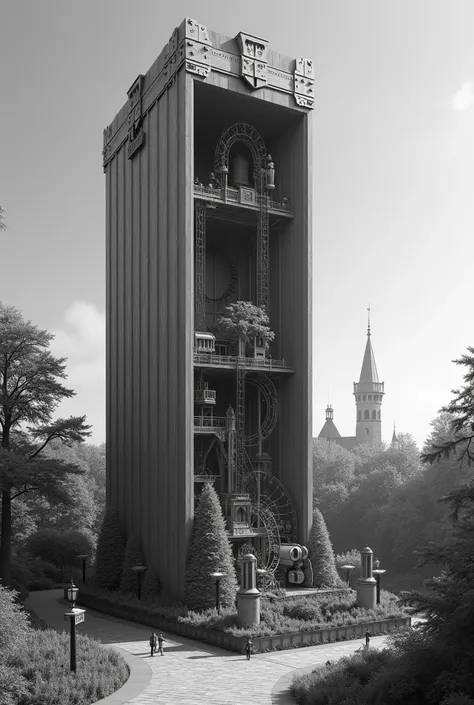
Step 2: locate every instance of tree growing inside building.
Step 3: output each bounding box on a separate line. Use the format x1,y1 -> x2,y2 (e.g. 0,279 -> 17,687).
217,301 -> 274,352
185,483 -> 237,611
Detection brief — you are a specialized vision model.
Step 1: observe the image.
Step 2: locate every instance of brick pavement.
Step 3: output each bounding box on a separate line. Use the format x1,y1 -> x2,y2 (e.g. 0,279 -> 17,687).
26,589 -> 394,705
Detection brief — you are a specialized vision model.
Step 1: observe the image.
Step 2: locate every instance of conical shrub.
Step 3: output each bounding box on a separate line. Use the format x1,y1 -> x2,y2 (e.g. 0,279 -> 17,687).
184,483 -> 237,611
120,535 -> 146,594
141,565 -> 162,600
308,507 -> 341,587
94,507 -> 126,591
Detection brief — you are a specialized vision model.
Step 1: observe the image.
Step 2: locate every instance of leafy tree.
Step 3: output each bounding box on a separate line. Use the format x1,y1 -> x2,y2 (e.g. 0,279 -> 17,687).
120,535 -> 145,594
0,303 -> 91,584
25,529 -> 94,578
313,438 -> 355,511
184,483 -> 237,611
94,507 -> 125,590
217,301 -> 275,349
307,507 -> 341,587
141,564 -> 161,600
422,347 -> 474,465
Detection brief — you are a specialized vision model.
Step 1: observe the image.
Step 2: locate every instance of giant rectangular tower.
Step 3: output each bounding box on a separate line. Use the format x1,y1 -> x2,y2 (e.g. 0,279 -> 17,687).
104,18 -> 314,599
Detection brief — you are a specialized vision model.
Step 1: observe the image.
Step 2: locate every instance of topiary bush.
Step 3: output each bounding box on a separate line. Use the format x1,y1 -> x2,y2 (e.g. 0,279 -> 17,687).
185,483 -> 237,611
120,535 -> 145,594
94,507 -> 126,591
308,507 -> 342,588
141,564 -> 161,600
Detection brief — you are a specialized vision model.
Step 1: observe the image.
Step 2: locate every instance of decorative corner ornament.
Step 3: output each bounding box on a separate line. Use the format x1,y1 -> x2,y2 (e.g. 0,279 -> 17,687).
236,32 -> 269,90
127,74 -> 145,160
294,58 -> 315,109
184,18 -> 212,77
102,125 -> 112,169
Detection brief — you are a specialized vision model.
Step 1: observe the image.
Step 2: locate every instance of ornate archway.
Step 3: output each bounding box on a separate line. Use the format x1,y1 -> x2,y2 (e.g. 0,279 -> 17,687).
214,123 -> 267,190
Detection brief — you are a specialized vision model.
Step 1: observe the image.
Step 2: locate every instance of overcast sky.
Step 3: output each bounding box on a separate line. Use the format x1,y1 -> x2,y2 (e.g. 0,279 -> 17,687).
1,0 -> 474,448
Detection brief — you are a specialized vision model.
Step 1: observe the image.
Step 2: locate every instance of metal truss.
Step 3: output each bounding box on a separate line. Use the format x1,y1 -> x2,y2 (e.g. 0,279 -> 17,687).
194,202 -> 206,331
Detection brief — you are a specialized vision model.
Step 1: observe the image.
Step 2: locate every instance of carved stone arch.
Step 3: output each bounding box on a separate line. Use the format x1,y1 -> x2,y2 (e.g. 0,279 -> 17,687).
214,123 -> 267,191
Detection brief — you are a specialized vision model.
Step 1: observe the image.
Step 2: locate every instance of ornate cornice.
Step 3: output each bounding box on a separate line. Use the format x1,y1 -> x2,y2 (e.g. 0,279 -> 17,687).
103,19 -> 314,170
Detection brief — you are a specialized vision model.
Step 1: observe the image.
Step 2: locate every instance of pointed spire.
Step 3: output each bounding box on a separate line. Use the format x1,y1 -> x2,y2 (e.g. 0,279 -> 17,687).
391,423 -> 397,445
359,328 -> 380,383
367,304 -> 371,337
325,405 -> 333,421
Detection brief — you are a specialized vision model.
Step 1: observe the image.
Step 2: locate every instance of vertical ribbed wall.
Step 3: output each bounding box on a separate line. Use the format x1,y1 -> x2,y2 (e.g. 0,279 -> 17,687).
106,70 -> 194,599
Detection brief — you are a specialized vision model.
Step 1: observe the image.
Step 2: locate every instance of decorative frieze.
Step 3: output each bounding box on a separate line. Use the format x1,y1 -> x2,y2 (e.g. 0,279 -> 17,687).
294,57 -> 315,109
184,18 -> 212,77
235,32 -> 269,90
127,74 -> 145,160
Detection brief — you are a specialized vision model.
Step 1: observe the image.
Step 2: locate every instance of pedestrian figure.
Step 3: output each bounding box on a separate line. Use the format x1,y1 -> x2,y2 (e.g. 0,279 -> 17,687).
365,631 -> 371,650
157,633 -> 165,656
245,638 -> 253,660
149,632 -> 157,657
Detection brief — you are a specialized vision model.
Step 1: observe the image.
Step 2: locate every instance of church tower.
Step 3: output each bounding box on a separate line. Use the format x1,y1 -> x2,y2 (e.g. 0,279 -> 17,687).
353,312 -> 384,445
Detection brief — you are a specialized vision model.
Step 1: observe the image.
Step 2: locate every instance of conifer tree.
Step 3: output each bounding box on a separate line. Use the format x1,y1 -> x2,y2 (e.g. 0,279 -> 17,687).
184,483 -> 237,611
94,507 -> 125,590
141,564 -> 162,600
308,507 -> 341,587
120,534 -> 145,594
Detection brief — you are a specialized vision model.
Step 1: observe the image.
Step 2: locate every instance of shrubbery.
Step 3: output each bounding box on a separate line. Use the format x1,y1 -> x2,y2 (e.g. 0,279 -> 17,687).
308,508 -> 341,587
25,528 -> 94,582
8,630 -> 129,705
0,584 -> 129,705
94,507 -> 126,590
120,535 -> 145,594
184,483 -> 237,611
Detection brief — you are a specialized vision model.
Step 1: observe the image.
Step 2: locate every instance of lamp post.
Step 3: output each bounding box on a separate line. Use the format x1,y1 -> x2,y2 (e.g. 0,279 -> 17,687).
341,564 -> 355,586
77,554 -> 88,583
64,581 -> 85,674
210,571 -> 225,614
131,565 -> 147,601
372,559 -> 386,605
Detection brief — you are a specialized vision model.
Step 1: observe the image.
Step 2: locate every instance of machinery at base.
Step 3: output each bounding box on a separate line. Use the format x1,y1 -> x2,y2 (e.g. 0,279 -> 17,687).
275,544 -> 313,588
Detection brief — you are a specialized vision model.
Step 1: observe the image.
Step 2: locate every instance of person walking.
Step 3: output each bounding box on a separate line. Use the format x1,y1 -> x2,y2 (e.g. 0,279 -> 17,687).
149,632 -> 157,657
157,633 -> 165,656
245,638 -> 253,661
365,631 -> 371,650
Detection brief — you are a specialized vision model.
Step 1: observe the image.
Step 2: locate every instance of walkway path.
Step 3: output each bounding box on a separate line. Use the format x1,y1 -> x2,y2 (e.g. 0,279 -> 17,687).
26,590 -> 396,705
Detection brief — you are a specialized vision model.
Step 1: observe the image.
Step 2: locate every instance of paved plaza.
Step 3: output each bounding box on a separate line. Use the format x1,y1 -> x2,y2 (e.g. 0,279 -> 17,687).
26,590 -> 392,705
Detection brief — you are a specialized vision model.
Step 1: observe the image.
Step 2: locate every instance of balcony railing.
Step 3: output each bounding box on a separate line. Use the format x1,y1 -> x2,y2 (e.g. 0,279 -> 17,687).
194,389 -> 216,404
193,183 -> 293,216
194,416 -> 227,430
193,353 -> 293,372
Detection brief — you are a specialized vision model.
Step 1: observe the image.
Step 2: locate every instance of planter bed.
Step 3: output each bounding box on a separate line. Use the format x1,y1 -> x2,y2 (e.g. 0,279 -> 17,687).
77,593 -> 411,654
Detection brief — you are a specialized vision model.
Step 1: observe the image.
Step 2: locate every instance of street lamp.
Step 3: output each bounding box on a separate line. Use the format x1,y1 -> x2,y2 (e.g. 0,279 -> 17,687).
210,571 -> 225,614
131,565 -> 148,601
77,554 -> 88,583
341,564 -> 355,586
64,581 -> 86,674
372,559 -> 386,605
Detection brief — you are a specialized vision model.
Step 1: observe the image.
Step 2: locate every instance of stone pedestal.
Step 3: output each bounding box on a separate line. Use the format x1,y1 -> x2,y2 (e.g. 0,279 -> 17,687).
356,545 -> 377,610
237,553 -> 261,627
356,578 -> 377,610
